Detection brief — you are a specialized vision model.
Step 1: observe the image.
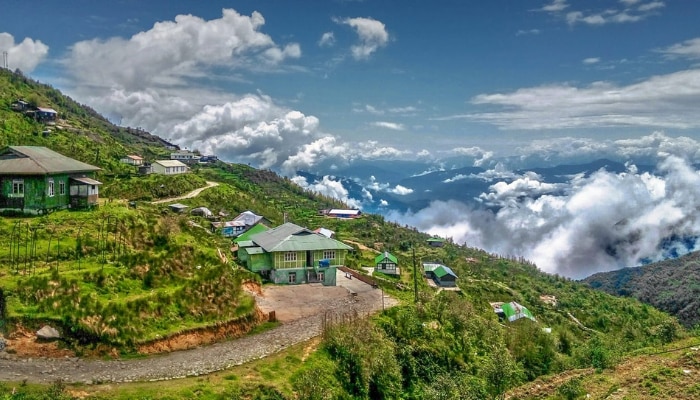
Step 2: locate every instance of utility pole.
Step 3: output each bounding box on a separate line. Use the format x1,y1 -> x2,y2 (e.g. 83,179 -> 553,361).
413,244 -> 418,303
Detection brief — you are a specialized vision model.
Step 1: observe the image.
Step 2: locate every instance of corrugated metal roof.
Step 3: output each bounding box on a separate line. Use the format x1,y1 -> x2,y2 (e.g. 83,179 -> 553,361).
433,265 -> 458,279
71,177 -> 102,185
250,222 -> 353,252
375,251 -> 398,264
0,146 -> 100,175
232,210 -> 263,226
154,159 -> 187,167
245,247 -> 264,255
423,262 -> 444,272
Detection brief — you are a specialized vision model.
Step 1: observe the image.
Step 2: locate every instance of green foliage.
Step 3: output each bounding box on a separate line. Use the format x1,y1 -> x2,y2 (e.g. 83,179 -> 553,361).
558,377 -> 587,400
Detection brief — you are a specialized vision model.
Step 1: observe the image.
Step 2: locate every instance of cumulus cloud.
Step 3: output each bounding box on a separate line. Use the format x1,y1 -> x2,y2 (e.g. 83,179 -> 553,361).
291,175 -> 362,209
464,69 -> 700,130
388,155 -> 700,279
390,185 -> 414,195
337,17 -> 389,60
65,9 -> 300,90
449,146 -> 494,167
0,32 -> 49,73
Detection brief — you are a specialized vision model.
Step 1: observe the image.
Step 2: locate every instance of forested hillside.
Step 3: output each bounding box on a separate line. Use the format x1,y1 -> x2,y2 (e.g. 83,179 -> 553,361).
1,68 -> 697,399
584,251 -> 700,328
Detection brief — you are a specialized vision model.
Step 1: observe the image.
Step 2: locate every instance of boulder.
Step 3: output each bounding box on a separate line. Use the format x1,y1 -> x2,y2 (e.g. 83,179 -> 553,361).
0,337 -> 6,351
36,325 -> 61,341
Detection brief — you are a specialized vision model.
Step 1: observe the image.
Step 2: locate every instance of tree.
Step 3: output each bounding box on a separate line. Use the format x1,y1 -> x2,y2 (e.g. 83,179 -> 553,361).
481,344 -> 523,400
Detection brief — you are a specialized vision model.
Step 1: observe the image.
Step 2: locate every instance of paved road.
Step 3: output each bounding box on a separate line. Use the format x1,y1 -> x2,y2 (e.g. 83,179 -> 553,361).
151,181 -> 219,204
0,273 -> 395,384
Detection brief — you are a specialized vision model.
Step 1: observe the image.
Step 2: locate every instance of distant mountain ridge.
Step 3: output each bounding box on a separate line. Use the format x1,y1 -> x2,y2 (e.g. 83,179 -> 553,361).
583,251 -> 700,328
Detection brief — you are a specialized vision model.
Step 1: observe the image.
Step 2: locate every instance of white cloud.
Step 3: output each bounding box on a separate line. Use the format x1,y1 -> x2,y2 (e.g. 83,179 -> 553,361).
0,32 -> 49,73
516,29 -> 541,36
337,17 -> 389,60
65,9 -> 300,90
542,0 -> 664,26
466,69 -> 700,130
659,37 -> 700,60
372,121 -> 405,130
583,57 -> 601,64
390,185 -> 414,195
539,0 -> 569,12
388,155 -> 700,278
318,32 -> 336,47
291,175 -> 362,209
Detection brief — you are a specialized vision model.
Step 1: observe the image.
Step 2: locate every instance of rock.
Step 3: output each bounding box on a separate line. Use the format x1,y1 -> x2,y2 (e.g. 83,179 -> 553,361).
0,337 -> 6,351
36,325 -> 61,341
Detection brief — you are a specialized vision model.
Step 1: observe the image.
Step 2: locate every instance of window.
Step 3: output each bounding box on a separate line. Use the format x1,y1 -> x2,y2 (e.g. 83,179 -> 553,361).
317,272 -> 324,282
59,180 -> 65,195
323,250 -> 336,259
284,252 -> 297,262
12,179 -> 24,196
48,179 -> 55,197
288,272 -> 296,283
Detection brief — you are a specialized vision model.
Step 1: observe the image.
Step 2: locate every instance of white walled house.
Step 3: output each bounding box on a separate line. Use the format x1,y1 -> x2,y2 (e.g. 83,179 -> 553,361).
152,160 -> 188,175
120,155 -> 144,166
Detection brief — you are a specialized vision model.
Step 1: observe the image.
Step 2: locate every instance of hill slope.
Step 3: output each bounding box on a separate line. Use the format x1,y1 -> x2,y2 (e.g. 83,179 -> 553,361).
584,251 -> 700,328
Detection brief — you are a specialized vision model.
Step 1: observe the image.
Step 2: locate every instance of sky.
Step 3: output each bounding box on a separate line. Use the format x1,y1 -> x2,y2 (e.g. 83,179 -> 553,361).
3,0 -> 700,277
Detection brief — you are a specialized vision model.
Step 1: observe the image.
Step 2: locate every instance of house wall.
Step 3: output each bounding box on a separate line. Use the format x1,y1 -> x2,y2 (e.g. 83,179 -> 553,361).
271,266 -> 337,286
0,174 -> 71,213
436,276 -> 457,287
248,253 -> 272,272
271,249 -> 347,269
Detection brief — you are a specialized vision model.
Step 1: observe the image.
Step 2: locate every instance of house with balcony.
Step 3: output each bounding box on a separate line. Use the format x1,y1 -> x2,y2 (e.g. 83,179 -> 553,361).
237,222 -> 353,286
0,146 -> 101,214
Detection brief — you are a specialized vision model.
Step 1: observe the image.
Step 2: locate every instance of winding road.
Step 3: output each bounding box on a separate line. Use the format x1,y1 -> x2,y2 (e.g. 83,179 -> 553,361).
0,275 -> 394,384
150,181 -> 219,204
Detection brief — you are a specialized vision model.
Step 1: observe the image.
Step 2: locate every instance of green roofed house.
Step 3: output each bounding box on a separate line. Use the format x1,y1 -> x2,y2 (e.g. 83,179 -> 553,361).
237,222 -> 353,286
426,237 -> 445,247
0,146 -> 102,215
375,251 -> 399,275
496,301 -> 536,323
423,262 -> 458,287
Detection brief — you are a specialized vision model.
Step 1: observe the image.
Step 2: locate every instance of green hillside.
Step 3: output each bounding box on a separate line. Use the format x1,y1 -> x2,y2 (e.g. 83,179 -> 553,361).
0,69 -> 697,399
584,251 -> 700,329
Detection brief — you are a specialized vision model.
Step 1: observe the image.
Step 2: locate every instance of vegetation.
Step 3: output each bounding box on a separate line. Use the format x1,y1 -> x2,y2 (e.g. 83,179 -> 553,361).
584,251 -> 700,328
1,68 -> 698,398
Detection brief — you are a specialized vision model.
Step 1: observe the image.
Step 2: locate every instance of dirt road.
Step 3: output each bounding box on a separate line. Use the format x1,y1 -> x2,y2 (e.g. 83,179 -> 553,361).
0,270 -> 396,384
150,181 -> 219,204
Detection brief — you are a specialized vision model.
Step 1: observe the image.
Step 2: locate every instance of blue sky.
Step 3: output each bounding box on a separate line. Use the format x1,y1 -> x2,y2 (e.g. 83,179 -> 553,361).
2,0 -> 700,171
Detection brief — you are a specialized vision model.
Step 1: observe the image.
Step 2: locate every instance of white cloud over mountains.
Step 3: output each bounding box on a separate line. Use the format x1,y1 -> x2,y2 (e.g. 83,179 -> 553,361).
388,153 -> 700,279
0,33 -> 49,73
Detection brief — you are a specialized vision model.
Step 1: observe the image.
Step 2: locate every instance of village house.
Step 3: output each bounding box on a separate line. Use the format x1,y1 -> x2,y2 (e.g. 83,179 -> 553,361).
120,154 -> 144,166
35,107 -> 58,122
0,146 -> 102,214
237,222 -> 353,286
327,209 -> 362,219
427,237 -> 445,247
213,210 -> 270,238
375,251 -> 400,276
170,151 -> 200,164
423,262 -> 458,287
151,159 -> 188,175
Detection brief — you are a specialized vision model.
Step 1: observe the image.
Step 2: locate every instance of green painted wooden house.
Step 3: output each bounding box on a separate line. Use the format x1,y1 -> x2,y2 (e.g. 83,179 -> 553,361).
375,251 -> 400,275
0,146 -> 102,215
238,222 -> 353,286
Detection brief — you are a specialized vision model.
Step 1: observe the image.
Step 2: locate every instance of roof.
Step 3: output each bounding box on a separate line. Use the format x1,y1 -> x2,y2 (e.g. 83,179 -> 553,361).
232,210 -> 264,226
70,177 -> 102,185
433,265 -> 458,279
249,222 -> 353,252
168,203 -> 189,210
234,223 -> 269,242
500,302 -> 536,322
154,159 -> 187,168
36,107 -> 57,114
423,262 -> 444,272
375,251 -> 398,264
314,227 -> 335,238
328,209 -> 361,215
0,146 -> 100,176
427,237 -> 445,242
244,247 -> 265,255
124,155 -> 144,160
